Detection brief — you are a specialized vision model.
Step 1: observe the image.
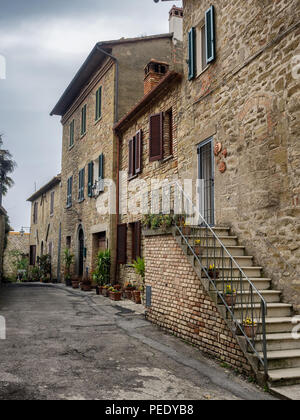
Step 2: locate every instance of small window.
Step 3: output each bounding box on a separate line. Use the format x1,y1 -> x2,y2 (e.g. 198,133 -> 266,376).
164,108 -> 173,158
66,236 -> 71,249
33,202 -> 38,224
88,161 -> 94,197
50,191 -> 55,216
30,245 -> 36,266
128,130 -> 142,178
130,221 -> 141,263
196,24 -> 207,76
67,176 -> 73,208
95,86 -> 102,121
81,104 -> 87,136
69,120 -> 75,147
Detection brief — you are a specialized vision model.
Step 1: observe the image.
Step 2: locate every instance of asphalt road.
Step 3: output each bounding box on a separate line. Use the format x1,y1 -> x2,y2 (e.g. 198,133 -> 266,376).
0,284 -> 276,400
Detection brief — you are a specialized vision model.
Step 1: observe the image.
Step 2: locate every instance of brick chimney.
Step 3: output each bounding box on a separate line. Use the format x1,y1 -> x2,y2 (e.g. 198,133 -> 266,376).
144,59 -> 170,95
169,5 -> 183,41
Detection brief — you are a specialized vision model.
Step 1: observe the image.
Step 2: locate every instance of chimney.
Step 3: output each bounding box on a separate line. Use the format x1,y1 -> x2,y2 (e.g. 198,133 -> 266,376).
169,5 -> 183,41
144,59 -> 170,95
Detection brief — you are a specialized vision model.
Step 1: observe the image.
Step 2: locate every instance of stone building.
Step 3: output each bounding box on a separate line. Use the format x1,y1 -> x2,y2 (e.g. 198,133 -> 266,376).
27,175 -> 62,281
50,29 -> 183,282
0,205 -> 6,283
114,60 -> 182,286
3,232 -> 30,280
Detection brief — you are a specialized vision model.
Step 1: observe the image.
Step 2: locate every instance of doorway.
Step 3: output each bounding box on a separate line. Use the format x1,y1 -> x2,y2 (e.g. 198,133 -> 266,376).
198,138 -> 214,226
78,227 -> 85,278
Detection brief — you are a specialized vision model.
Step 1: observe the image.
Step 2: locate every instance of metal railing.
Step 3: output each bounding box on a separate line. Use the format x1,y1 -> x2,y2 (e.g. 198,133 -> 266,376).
172,182 -> 268,376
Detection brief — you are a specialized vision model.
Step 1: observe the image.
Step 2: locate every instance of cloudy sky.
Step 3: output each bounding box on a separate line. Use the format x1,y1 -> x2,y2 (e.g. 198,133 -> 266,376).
0,0 -> 182,231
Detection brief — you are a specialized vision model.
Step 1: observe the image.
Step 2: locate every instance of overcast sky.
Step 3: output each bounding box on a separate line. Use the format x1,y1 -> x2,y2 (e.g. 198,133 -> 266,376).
0,0 -> 182,231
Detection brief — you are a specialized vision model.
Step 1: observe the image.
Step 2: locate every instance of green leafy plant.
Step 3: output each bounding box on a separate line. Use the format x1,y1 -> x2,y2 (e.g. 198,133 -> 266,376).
94,249 -> 111,286
63,248 -> 74,282
38,254 -> 51,281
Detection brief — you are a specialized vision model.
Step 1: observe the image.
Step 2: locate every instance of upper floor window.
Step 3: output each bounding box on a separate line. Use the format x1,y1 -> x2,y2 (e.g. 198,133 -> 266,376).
81,104 -> 87,136
33,201 -> 38,224
128,130 -> 142,179
69,119 -> 75,147
67,176 -> 73,208
188,5 -> 216,80
78,168 -> 85,202
50,191 -> 55,216
95,86 -> 102,121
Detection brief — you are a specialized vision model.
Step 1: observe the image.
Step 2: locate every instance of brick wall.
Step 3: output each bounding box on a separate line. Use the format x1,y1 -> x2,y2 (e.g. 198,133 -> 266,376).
145,232 -> 252,374
3,232 -> 30,279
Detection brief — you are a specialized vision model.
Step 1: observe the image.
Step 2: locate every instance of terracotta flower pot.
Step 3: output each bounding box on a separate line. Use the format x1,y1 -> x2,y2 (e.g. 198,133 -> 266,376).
81,284 -> 92,292
182,226 -> 191,235
102,288 -> 109,297
133,291 -> 142,305
244,325 -> 257,339
224,293 -> 237,307
109,292 -> 122,301
125,290 -> 133,300
72,281 -> 79,289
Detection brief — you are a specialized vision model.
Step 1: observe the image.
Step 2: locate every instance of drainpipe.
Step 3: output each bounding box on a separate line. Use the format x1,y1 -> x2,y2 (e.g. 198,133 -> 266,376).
114,129 -> 121,284
96,45 -> 119,124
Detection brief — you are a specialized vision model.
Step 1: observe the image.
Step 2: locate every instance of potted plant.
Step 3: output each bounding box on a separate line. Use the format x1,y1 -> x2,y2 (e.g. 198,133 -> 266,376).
72,276 -> 80,289
94,250 -> 111,295
63,249 -> 74,287
81,276 -> 92,292
131,257 -> 145,305
207,264 -> 220,279
109,288 -> 122,301
38,254 -> 52,283
102,284 -> 111,297
182,221 -> 192,236
243,318 -> 257,339
194,239 -> 202,256
124,283 -> 136,300
224,284 -> 237,307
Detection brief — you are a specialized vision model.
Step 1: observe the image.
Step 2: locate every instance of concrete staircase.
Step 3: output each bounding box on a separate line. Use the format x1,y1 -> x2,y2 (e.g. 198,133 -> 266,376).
173,225 -> 300,390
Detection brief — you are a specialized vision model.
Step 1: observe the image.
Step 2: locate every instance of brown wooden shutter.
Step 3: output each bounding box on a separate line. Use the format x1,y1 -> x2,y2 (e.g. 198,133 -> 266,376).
135,130 -> 142,174
128,139 -> 134,178
149,113 -> 163,162
117,224 -> 127,264
131,221 -> 141,262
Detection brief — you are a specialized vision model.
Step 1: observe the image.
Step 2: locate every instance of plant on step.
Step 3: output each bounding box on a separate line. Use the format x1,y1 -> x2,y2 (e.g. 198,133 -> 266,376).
130,257 -> 145,305
225,284 -> 236,295
243,318 -> 258,339
160,214 -> 173,230
224,284 -> 237,307
207,264 -> 220,279
63,248 -> 74,286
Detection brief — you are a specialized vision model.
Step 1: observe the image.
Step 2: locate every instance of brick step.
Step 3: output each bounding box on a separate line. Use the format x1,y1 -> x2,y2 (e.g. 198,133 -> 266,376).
254,333 -> 300,352
219,290 -> 281,304
258,350 -> 300,371
212,278 -> 271,291
231,303 -> 292,319
268,367 -> 300,387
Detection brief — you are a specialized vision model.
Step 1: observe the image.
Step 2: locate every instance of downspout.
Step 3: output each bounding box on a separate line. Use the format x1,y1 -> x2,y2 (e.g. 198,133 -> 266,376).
114,129 -> 121,284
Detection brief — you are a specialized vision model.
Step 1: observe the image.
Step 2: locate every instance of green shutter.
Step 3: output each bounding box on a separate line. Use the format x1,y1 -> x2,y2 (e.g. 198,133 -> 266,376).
99,154 -> 104,180
88,162 -> 94,197
69,120 -> 74,147
78,169 -> 85,201
188,27 -> 196,80
206,5 -> 216,63
81,105 -> 86,135
95,87 -> 102,121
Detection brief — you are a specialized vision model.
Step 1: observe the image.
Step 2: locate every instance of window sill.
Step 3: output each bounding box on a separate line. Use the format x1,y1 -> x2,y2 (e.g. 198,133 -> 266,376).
69,144 -> 75,151
128,174 -> 139,182
162,155 -> 173,164
95,117 -> 102,126
66,204 -> 72,210
80,132 -> 87,140
196,64 -> 210,79
78,198 -> 85,204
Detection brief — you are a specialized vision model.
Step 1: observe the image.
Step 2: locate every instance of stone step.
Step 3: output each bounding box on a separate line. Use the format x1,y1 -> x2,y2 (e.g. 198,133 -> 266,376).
216,266 -> 262,278
268,367 -> 300,387
255,333 -> 300,352
258,350 -> 300,370
181,226 -> 231,237
249,317 -> 296,334
185,235 -> 239,247
231,303 -> 292,319
212,278 -> 271,291
197,255 -> 255,268
220,290 -> 281,305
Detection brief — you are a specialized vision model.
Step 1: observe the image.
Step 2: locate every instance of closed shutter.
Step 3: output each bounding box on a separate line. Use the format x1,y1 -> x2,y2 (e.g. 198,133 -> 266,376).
128,138 -> 134,177
117,224 -> 127,264
132,221 -> 141,262
95,86 -> 102,121
79,169 -> 85,201
205,5 -> 216,63
81,105 -> 87,135
88,162 -> 94,197
149,113 -> 163,162
99,153 -> 104,180
67,176 -> 73,207
188,27 -> 196,80
135,130 -> 142,175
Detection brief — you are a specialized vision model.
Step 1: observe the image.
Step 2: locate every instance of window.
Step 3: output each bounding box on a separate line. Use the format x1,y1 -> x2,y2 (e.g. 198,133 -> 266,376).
130,221 -> 141,263
188,5 -> 216,80
88,161 -> 94,197
95,86 -> 102,121
66,236 -> 71,249
128,130 -> 142,178
149,113 -> 163,162
67,176 -> 73,208
48,242 -> 53,258
69,120 -> 75,147
50,191 -> 55,216
164,108 -> 173,157
81,104 -> 87,136
33,202 -> 38,224
78,168 -> 85,202
30,245 -> 36,266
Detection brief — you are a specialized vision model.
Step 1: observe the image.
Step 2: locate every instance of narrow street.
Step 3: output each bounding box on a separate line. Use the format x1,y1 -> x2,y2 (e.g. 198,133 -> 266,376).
0,284 -> 276,400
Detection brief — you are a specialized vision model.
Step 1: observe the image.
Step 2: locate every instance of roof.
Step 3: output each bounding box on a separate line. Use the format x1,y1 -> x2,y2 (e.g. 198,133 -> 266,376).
114,71 -> 182,133
50,33 -> 173,117
27,175 -> 61,202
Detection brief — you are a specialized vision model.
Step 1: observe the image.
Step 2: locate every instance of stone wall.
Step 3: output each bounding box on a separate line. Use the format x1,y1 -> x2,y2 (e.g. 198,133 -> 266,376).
0,209 -> 6,282
144,231 -> 252,375
3,232 -> 30,279
180,0 -> 300,310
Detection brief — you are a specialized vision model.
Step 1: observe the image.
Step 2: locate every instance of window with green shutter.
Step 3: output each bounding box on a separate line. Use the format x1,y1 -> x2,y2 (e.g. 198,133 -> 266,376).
95,86 -> 102,121
81,104 -> 87,136
99,153 -> 104,180
78,168 -> 85,202
188,27 -> 196,80
205,5 -> 216,64
69,120 -> 75,147
88,161 -> 94,197
67,176 -> 73,208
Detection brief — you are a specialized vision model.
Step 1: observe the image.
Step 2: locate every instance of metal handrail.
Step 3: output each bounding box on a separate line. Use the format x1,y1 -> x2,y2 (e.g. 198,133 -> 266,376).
173,181 -> 268,376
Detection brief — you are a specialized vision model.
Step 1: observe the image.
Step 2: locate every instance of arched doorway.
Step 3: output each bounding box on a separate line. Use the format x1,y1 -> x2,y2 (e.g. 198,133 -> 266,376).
78,227 -> 84,278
